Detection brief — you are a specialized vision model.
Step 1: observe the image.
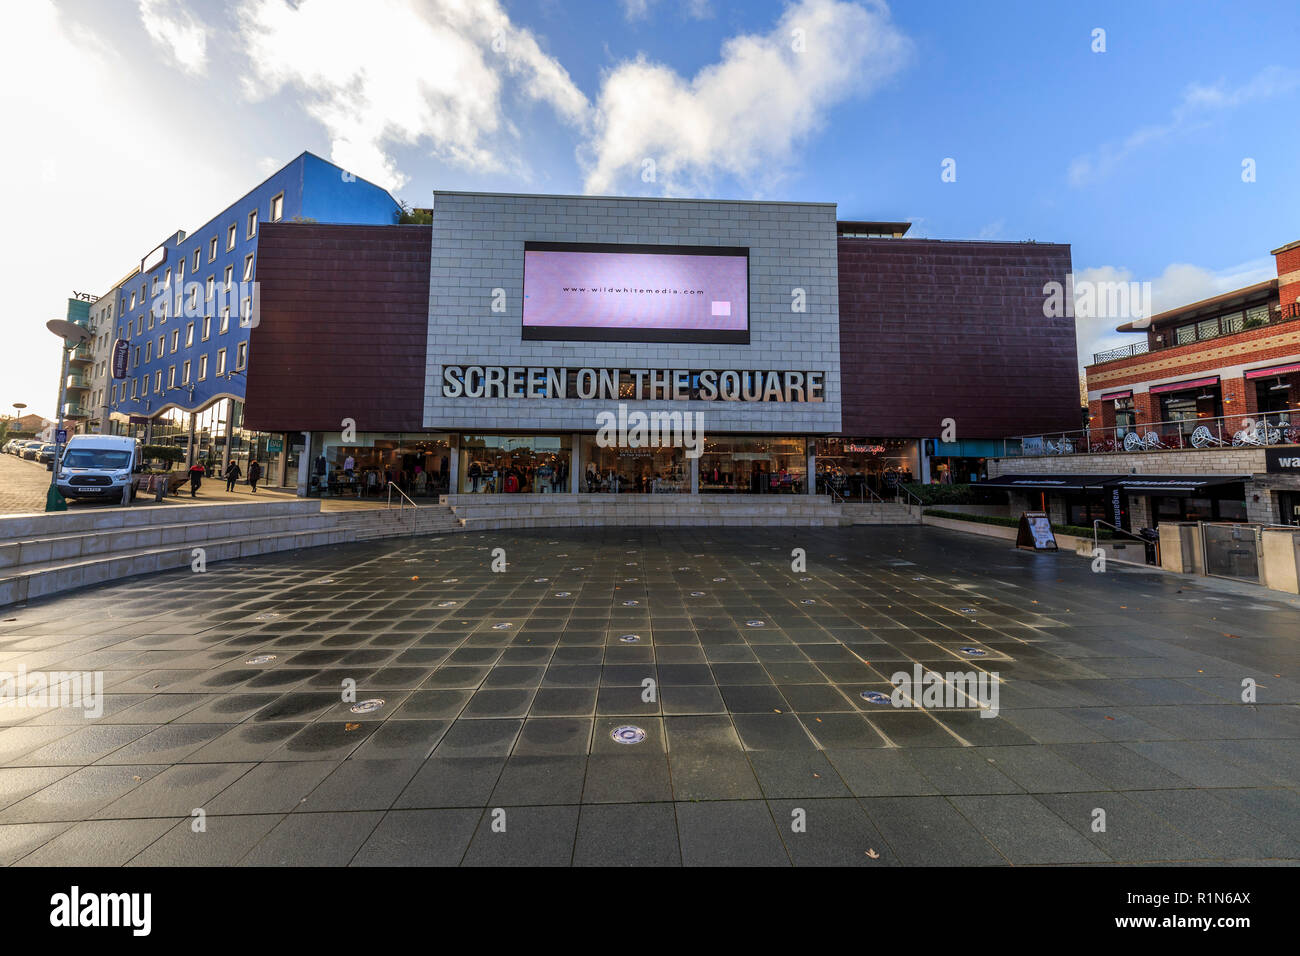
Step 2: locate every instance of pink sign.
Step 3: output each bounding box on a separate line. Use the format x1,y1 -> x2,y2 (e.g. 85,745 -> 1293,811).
523,247 -> 748,334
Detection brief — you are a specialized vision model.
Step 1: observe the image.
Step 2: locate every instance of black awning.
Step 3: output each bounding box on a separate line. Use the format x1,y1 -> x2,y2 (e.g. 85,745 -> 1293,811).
977,474 -> 1124,492
1098,474 -> 1252,494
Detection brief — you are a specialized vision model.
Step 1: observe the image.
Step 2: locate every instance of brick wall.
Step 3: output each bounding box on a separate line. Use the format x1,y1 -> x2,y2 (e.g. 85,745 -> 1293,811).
1086,322 -> 1300,391
837,238 -> 1078,438
244,223 -> 431,432
1275,241 -> 1300,310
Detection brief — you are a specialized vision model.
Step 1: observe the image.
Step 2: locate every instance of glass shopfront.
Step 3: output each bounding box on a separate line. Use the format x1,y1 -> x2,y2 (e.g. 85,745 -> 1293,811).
580,438 -> 687,493
699,436 -> 806,494
459,434 -> 571,493
814,438 -> 917,497
312,433 -> 451,498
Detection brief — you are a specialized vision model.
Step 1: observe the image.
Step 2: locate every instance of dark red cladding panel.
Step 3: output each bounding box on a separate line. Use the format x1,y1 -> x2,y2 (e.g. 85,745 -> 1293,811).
244,223 -> 431,432
837,238 -> 1079,438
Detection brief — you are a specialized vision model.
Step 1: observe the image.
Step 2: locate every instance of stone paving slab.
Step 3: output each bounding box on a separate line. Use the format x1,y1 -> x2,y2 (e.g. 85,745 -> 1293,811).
0,525 -> 1295,866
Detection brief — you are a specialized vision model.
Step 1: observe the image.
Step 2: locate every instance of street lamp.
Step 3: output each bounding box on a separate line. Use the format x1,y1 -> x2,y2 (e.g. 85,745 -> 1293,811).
44,319 -> 92,513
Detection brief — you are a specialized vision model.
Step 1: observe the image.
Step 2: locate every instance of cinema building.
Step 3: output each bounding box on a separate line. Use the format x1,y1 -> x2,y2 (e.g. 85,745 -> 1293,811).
236,189 -> 1079,508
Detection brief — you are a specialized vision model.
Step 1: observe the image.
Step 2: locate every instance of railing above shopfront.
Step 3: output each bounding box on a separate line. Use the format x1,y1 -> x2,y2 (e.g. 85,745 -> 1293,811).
1003,412 -> 1300,458
1090,304 -> 1298,366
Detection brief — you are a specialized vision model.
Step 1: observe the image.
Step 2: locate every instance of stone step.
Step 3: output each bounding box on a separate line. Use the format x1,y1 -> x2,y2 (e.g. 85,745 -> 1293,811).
0,513 -> 338,571
0,526 -> 352,606
0,497 -> 320,539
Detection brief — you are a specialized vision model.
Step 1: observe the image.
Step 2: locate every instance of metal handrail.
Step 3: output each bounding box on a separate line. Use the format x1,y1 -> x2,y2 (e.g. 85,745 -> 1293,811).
386,481 -> 417,517
1091,519 -> 1150,553
1005,411 -> 1300,458
895,485 -> 923,516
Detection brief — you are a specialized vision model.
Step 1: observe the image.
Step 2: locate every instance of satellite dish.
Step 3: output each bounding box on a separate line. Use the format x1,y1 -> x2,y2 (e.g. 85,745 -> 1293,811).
46,319 -> 91,345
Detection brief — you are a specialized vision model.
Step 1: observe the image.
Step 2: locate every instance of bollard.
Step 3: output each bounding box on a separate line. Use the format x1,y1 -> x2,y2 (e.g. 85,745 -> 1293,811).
155,476 -> 164,502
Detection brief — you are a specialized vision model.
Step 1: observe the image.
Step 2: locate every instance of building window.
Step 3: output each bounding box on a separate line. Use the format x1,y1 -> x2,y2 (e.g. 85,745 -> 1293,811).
224,265 -> 233,290
270,192 -> 284,222
242,253 -> 254,281
168,366 -> 176,388
193,249 -> 201,272
206,275 -> 215,301
216,349 -> 227,376
163,267 -> 171,288
240,296 -> 252,327
142,377 -> 149,397
155,370 -> 163,392
182,360 -> 191,384
185,323 -> 194,347
198,354 -> 208,381
227,224 -> 237,250
236,342 -> 247,370
131,379 -> 139,399
220,307 -> 230,334
202,316 -> 211,341
209,237 -> 218,261
247,210 -> 257,238
171,330 -> 180,353
131,346 -> 139,369
129,291 -> 136,309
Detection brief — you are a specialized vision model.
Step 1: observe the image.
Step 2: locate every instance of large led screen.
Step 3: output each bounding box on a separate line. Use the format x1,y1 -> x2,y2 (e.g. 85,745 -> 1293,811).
522,241 -> 749,343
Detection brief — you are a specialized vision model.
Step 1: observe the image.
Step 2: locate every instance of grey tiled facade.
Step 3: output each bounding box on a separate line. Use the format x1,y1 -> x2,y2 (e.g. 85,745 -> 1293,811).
423,191 -> 842,435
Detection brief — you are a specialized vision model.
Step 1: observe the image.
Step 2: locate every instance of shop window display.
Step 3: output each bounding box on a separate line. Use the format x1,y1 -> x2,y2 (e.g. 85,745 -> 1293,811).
580,438 -> 687,493
815,438 -> 917,497
698,436 -> 805,494
459,434 -> 571,494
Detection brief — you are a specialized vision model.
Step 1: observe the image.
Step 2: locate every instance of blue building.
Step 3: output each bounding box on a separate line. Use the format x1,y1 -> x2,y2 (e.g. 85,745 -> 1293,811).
102,152 -> 401,485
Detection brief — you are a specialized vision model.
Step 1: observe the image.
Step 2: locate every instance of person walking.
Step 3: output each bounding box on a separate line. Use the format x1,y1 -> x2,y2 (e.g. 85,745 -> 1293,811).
248,459 -> 262,493
188,461 -> 205,498
224,460 -> 242,492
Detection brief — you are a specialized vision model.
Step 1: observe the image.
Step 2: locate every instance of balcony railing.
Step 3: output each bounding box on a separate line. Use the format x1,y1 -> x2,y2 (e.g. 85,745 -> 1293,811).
65,374 -> 89,390
62,404 -> 90,418
1002,412 -> 1300,458
1091,304 -> 1296,365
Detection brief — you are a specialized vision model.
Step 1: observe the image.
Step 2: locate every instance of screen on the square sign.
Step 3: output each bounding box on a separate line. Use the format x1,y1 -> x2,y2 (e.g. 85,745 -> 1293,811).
521,242 -> 749,343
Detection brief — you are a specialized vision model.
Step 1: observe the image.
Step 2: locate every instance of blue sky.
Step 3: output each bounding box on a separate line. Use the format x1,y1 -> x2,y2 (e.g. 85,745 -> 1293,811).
6,0 -> 1299,417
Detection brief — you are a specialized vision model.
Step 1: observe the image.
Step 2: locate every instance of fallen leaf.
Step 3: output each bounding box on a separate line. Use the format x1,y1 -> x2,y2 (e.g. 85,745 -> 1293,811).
345,722 -> 360,731
866,848 -> 880,859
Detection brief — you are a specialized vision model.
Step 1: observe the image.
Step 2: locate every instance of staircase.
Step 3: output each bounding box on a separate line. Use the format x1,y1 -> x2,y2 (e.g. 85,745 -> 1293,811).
839,501 -> 924,525
0,499 -> 461,606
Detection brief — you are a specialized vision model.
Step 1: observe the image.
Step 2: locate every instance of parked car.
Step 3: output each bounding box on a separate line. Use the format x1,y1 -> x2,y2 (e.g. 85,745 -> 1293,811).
1,440 -> 17,455
36,443 -> 56,464
55,435 -> 144,501
20,441 -> 43,460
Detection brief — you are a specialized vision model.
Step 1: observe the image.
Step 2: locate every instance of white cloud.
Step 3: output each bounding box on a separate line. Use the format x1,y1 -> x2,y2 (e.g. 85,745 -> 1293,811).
1076,258 -> 1276,364
622,0 -> 652,19
235,0 -> 589,191
581,0 -> 911,196
1068,66 -> 1300,186
137,0 -> 209,75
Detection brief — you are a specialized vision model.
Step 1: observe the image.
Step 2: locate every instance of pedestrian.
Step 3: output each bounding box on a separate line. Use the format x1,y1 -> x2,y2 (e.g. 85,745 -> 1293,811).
224,460 -> 242,492
248,459 -> 262,493
188,461 -> 204,497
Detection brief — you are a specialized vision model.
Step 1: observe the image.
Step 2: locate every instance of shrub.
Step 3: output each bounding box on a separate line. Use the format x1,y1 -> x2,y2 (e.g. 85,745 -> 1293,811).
901,482 -> 1007,505
923,508 -> 1114,539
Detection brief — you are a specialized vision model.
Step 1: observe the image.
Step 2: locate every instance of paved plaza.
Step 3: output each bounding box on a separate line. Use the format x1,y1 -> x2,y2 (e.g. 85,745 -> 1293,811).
0,525 -> 1295,866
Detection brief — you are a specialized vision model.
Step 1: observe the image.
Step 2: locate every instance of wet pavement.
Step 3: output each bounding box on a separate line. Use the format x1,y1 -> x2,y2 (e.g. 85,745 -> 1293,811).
0,526 -> 1295,866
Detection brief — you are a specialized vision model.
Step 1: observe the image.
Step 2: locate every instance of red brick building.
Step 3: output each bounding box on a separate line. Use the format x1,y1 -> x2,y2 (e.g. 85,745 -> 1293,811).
1085,240 -> 1300,450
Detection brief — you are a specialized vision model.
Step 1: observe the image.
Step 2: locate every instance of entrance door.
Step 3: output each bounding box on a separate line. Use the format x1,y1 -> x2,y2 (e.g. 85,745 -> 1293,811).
1280,492 -> 1300,526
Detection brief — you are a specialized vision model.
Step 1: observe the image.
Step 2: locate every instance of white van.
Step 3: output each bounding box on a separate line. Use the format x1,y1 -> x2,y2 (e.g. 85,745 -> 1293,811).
56,435 -> 143,501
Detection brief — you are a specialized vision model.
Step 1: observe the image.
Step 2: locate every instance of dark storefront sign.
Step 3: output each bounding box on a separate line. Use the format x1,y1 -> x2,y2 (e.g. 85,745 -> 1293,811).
1265,449 -> 1300,473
